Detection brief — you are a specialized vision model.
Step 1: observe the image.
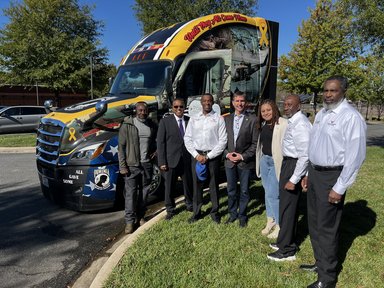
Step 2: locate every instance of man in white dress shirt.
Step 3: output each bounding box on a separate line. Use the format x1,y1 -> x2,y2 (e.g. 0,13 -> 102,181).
184,93 -> 227,224
301,76 -> 366,288
267,94 -> 312,262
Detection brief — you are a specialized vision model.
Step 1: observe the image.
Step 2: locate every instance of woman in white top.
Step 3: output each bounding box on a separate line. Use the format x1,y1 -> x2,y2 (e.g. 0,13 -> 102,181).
255,99 -> 287,239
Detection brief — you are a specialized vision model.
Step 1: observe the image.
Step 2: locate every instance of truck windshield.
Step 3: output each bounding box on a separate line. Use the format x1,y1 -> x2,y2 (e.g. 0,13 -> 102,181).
110,61 -> 171,96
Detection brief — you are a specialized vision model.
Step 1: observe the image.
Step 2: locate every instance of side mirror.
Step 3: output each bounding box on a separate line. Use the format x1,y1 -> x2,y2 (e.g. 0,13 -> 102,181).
82,100 -> 108,131
44,100 -> 54,111
95,100 -> 108,113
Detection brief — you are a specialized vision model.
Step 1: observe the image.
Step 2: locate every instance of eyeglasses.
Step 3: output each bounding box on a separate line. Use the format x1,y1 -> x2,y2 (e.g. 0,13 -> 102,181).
173,105 -> 184,109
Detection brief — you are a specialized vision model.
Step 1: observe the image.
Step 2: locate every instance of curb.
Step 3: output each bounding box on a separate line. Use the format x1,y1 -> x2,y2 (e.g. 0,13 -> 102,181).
88,208 -> 167,288
84,184 -> 227,288
0,147 -> 35,153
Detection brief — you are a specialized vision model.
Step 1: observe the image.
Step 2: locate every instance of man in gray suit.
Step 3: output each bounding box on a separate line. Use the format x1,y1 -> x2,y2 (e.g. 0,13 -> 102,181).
224,91 -> 258,227
157,98 -> 193,220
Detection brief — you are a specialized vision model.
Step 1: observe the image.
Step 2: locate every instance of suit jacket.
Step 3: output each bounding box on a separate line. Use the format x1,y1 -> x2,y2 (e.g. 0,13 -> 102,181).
255,117 -> 288,180
224,112 -> 258,169
157,114 -> 190,169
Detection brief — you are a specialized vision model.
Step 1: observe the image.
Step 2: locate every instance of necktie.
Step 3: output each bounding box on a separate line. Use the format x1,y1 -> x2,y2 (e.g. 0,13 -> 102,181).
178,119 -> 184,137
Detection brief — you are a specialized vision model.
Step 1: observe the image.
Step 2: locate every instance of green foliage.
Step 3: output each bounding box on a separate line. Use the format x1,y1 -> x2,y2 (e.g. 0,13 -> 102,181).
133,0 -> 258,35
0,0 -> 109,98
341,0 -> 384,54
105,146 -> 384,288
278,0 -> 357,102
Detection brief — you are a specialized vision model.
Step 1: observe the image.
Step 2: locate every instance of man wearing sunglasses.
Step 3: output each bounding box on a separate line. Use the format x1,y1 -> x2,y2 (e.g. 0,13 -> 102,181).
157,98 -> 193,220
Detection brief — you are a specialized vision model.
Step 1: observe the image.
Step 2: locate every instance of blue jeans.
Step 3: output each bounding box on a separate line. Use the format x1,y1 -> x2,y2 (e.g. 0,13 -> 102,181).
260,154 -> 280,225
225,166 -> 251,221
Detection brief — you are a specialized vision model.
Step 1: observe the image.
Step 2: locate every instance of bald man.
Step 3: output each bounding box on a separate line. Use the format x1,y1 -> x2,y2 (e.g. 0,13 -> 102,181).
267,95 -> 312,261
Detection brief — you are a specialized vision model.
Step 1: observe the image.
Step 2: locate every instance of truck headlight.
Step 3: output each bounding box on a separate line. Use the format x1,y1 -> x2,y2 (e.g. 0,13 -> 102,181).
71,142 -> 106,160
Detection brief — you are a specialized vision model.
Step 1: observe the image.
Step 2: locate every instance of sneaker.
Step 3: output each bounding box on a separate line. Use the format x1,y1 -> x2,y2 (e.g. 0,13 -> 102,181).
269,243 -> 279,251
124,223 -> 134,234
261,217 -> 276,236
267,250 -> 296,262
139,218 -> 146,226
267,225 -> 280,239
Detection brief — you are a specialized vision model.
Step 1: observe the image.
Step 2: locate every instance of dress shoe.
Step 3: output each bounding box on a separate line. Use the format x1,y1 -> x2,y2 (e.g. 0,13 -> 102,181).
124,223 -> 134,234
300,263 -> 318,273
139,218 -> 146,226
211,215 -> 221,224
307,280 -> 336,288
186,206 -> 193,212
165,213 -> 174,220
239,219 -> 247,228
224,217 -> 237,224
188,215 -> 201,223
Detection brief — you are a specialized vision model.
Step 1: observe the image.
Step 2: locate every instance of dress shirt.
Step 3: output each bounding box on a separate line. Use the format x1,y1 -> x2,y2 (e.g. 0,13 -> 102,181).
309,99 -> 366,195
282,111 -> 312,184
184,110 -> 227,160
173,114 -> 185,132
233,113 -> 245,146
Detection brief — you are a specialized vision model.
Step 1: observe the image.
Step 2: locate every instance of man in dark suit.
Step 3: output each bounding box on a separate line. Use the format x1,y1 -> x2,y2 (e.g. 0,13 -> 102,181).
224,91 -> 258,227
157,98 -> 193,220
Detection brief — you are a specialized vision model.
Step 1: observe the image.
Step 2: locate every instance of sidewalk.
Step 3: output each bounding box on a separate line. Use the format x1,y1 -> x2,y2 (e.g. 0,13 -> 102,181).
0,147 -> 35,153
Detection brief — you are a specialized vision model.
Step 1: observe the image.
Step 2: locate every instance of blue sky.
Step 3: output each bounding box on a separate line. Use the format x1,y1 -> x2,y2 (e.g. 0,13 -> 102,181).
0,0 -> 316,66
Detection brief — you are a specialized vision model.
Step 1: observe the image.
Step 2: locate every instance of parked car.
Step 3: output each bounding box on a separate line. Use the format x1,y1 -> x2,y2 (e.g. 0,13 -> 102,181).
0,106 -> 49,134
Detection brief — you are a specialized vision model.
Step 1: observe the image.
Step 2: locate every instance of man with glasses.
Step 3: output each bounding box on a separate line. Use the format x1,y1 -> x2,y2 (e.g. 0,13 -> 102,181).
157,98 -> 193,220
223,91 -> 258,227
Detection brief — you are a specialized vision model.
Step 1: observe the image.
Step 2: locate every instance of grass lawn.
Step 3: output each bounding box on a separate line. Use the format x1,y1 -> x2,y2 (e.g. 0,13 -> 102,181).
105,146 -> 384,288
0,133 -> 36,147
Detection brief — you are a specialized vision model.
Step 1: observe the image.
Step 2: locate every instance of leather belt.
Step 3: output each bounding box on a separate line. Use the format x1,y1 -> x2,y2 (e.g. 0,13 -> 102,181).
310,163 -> 343,171
283,156 -> 298,160
196,150 -> 211,155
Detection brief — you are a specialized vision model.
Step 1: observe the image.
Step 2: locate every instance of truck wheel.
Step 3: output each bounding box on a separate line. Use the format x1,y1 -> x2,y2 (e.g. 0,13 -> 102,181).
147,163 -> 164,203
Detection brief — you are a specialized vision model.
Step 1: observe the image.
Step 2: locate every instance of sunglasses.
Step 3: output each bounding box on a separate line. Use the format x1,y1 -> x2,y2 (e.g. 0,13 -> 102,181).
173,105 -> 184,109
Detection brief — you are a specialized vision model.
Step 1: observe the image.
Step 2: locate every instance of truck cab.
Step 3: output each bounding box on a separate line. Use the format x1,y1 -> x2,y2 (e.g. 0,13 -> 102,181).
36,12 -> 278,211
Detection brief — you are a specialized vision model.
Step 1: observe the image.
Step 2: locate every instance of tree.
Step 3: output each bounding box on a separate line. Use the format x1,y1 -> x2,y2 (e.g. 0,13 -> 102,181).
278,0 -> 357,112
0,0 -> 109,102
133,0 -> 258,35
340,0 -> 384,54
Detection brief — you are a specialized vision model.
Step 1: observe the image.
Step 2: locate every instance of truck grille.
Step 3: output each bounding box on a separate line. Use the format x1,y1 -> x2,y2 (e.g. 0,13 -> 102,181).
36,118 -> 65,165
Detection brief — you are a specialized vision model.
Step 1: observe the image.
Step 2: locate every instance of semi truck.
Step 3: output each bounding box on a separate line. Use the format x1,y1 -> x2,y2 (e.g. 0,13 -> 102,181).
36,12 -> 279,211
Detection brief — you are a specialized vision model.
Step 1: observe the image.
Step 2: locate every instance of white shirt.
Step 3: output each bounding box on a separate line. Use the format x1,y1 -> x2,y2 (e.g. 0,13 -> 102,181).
233,113 -> 245,146
282,111 -> 312,184
309,99 -> 366,195
184,110 -> 227,160
173,114 -> 186,131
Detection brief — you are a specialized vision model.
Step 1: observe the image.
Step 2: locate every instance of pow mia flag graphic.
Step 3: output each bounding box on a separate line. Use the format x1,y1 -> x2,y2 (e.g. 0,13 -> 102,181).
94,168 -> 110,190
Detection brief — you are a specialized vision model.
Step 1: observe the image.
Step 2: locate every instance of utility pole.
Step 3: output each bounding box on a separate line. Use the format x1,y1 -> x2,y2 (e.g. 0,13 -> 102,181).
90,56 -> 94,100
36,81 -> 39,105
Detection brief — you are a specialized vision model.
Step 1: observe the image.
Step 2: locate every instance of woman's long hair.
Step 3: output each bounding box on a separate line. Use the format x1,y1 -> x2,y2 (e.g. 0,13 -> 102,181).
256,99 -> 281,130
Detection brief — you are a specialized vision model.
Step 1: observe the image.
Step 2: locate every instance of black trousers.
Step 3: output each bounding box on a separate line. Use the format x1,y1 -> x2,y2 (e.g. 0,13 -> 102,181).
307,165 -> 344,283
191,155 -> 221,218
277,158 -> 301,254
163,156 -> 193,214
